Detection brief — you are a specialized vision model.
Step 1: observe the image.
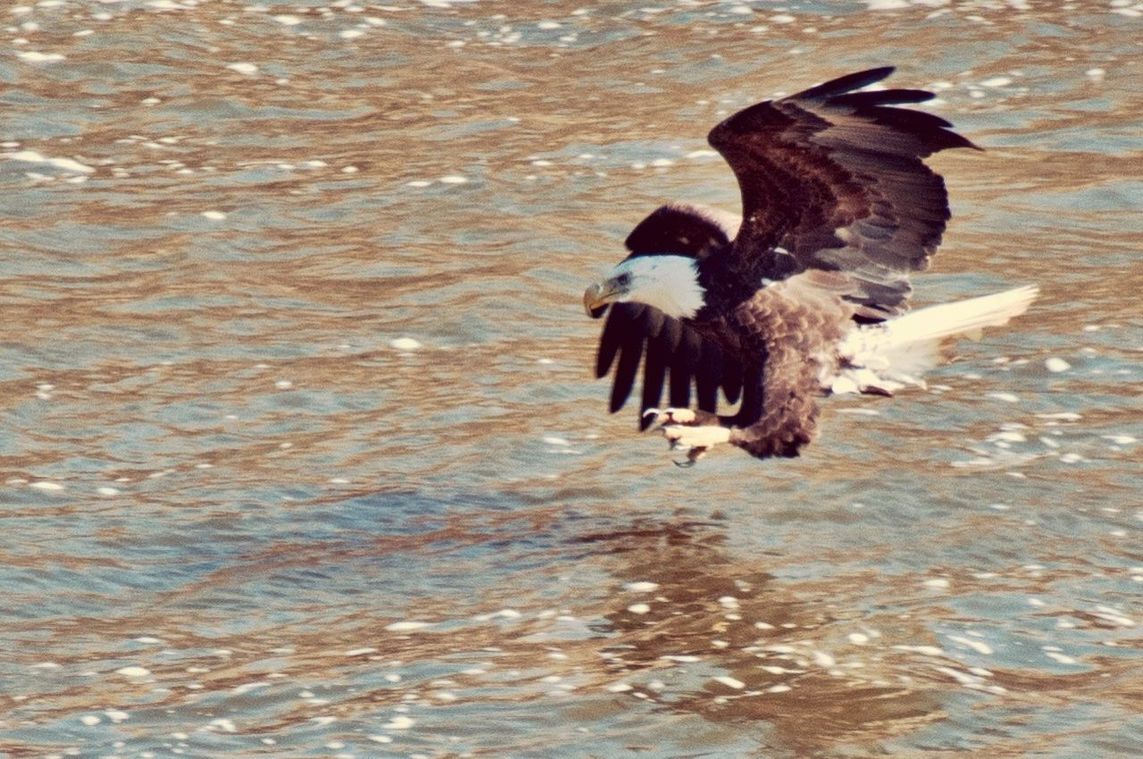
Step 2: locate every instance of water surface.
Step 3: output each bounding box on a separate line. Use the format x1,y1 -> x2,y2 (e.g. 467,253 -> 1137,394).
1,1 -> 1140,756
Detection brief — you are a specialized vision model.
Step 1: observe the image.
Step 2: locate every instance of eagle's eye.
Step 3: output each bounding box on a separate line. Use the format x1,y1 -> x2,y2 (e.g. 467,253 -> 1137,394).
616,272 -> 632,287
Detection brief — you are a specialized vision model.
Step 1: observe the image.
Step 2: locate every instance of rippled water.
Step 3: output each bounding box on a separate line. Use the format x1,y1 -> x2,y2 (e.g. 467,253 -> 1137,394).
2,1 -> 1140,756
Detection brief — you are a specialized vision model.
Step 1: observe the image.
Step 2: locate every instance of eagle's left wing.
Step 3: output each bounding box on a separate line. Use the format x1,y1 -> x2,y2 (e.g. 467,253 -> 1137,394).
707,66 -> 977,320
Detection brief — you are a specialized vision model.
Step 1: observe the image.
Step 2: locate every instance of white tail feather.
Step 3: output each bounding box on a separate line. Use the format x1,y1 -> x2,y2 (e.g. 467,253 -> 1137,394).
883,285 -> 1039,348
835,285 -> 1039,393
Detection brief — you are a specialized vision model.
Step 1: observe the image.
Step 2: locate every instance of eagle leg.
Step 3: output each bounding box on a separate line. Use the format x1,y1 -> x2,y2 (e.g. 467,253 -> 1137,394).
644,408 -> 730,466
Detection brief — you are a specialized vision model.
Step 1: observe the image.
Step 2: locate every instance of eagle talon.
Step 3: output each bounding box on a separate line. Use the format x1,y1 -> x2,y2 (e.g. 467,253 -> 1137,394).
674,444 -> 710,467
660,423 -> 730,464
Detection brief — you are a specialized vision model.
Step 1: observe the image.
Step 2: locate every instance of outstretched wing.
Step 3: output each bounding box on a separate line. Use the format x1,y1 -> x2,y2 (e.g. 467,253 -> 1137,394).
592,203 -> 744,429
707,66 -> 977,320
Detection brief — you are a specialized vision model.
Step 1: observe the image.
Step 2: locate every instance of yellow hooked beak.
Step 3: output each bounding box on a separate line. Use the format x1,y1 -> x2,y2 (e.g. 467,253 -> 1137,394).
583,278 -> 624,318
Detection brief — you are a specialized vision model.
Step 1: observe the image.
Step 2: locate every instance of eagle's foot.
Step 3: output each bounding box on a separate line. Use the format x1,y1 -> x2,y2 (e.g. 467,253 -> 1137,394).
642,407 -> 719,427
643,408 -> 729,466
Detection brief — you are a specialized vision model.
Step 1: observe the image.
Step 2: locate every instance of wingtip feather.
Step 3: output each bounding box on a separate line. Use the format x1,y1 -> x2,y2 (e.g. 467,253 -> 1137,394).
794,66 -> 896,100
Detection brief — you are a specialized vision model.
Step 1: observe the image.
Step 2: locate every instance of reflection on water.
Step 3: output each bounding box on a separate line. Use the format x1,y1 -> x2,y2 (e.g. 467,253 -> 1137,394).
1,1 -> 1140,756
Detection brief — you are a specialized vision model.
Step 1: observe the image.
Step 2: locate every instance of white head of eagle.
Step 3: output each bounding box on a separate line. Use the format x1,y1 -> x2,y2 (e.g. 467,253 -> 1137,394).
583,255 -> 706,320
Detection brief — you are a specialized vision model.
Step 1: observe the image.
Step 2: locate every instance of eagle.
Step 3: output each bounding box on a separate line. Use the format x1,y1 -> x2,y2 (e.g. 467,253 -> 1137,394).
582,67 -> 1037,465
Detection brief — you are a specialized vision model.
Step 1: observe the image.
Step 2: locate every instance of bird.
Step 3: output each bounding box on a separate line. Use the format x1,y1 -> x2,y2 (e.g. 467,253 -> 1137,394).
582,66 -> 1037,466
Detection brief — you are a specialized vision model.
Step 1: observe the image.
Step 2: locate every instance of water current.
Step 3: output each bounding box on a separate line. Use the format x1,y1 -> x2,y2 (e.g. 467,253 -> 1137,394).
1,1 -> 1140,756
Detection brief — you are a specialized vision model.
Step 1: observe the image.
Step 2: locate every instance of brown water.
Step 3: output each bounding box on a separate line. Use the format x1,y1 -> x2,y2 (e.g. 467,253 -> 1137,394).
1,1 -> 1140,757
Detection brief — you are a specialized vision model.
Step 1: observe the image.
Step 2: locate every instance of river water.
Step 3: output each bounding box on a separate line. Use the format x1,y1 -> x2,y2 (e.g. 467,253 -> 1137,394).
1,1 -> 1140,757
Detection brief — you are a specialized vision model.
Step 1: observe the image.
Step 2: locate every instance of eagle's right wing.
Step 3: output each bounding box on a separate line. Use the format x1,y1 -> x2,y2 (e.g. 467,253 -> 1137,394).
591,204 -> 745,429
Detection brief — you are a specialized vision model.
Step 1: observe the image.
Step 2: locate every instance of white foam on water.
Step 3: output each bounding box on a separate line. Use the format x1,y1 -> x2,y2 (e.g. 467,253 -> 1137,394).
627,603 -> 650,614
949,635 -> 993,655
988,392 -> 1020,403
16,50 -> 66,63
624,581 -> 659,592
385,621 -> 433,632
713,675 -> 745,689
116,666 -> 151,677
382,716 -> 414,730
1044,650 -> 1078,665
893,645 -> 943,657
812,651 -> 836,668
30,481 -> 64,491
1103,434 -> 1136,445
226,62 -> 259,75
7,150 -> 94,174
1037,412 -> 1081,421
1045,357 -> 1071,372
231,680 -> 271,697
936,666 -> 985,687
390,337 -> 421,351
80,715 -> 101,726
201,210 -> 227,220
1091,607 -> 1135,627
346,647 -> 377,657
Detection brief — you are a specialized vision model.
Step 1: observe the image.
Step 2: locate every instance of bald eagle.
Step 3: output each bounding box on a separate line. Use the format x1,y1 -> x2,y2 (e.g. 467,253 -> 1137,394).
583,67 -> 1037,465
